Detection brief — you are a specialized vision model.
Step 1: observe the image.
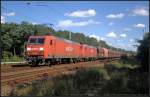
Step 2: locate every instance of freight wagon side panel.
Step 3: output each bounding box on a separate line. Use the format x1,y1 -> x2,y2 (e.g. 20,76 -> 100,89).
98,48 -> 104,58
93,48 -> 97,57
108,50 -> 111,58
103,48 -> 109,58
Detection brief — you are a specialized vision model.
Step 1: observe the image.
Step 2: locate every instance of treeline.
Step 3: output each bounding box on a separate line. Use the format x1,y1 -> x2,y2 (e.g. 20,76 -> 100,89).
1,21 -> 132,61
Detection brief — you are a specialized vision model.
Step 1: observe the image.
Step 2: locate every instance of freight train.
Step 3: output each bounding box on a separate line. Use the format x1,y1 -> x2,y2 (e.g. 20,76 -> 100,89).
25,35 -> 125,66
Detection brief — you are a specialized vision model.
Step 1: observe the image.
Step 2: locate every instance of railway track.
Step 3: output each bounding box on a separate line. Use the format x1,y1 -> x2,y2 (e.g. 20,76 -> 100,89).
1,59 -> 119,86
1,65 -> 47,73
1,58 -> 119,96
1,58 -> 119,73
1,60 -> 102,86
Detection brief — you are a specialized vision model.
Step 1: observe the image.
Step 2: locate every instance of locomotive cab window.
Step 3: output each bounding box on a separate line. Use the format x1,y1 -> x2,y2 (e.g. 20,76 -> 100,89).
38,38 -> 45,44
28,38 -> 45,44
28,38 -> 36,43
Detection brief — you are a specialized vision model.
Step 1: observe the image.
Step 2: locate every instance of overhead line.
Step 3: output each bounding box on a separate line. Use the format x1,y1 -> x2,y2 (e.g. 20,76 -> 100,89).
1,7 -> 38,24
2,3 -> 65,29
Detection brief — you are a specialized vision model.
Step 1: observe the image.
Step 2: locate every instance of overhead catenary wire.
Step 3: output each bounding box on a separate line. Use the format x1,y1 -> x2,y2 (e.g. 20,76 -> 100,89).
2,2 -> 66,26
2,6 -> 54,28
25,2 -> 63,29
2,2 -> 72,38
1,6 -> 38,24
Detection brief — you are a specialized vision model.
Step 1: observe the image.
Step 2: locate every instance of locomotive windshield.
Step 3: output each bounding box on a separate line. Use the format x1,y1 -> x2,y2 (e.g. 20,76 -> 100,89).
28,38 -> 45,44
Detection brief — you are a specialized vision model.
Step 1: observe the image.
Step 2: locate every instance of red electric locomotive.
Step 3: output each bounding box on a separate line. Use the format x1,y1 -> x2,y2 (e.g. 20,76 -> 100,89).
25,35 -> 97,66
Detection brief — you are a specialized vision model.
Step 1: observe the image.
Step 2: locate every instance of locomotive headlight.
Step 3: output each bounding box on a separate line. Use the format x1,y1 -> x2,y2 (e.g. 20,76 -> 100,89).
27,47 -> 31,51
39,47 -> 44,51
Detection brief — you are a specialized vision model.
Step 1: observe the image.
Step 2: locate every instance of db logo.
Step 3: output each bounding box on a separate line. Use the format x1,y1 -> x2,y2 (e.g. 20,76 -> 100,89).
66,47 -> 73,52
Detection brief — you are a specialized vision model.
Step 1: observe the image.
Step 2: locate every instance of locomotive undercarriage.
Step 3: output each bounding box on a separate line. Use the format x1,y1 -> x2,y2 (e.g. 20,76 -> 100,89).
25,56 -> 97,66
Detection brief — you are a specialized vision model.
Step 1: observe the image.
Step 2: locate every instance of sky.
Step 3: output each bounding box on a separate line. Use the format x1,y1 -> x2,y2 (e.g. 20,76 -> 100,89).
1,1 -> 149,51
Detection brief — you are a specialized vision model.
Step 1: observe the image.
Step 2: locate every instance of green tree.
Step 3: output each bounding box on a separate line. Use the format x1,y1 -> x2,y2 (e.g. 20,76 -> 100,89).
137,32 -> 149,72
1,22 -> 54,61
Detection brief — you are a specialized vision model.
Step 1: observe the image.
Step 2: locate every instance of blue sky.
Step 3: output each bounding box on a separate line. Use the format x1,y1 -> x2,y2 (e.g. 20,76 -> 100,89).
1,1 -> 149,51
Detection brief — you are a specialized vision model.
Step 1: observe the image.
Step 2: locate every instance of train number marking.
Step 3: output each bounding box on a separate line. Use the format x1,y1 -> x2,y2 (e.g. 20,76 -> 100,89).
65,47 -> 73,52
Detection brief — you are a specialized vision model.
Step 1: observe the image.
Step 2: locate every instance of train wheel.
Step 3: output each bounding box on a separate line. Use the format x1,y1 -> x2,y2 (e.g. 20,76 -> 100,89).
47,60 -> 51,66
31,61 -> 39,67
51,60 -> 56,65
72,58 -> 76,64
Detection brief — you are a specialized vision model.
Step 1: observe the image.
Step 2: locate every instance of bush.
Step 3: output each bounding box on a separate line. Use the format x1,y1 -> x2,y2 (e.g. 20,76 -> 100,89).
121,54 -> 128,60
11,84 -> 33,96
36,80 -> 53,96
2,51 -> 13,62
100,71 -> 129,95
137,32 -> 149,72
127,70 -> 149,94
10,55 -> 24,62
75,69 -> 102,87
53,80 -> 73,96
2,51 -> 24,62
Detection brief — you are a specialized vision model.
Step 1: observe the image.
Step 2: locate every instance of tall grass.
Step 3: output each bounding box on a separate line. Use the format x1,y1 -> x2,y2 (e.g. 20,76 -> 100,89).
109,57 -> 140,69
10,58 -> 148,96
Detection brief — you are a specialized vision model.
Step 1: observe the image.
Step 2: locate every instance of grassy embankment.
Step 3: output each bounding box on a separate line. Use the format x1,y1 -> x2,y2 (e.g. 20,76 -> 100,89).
2,51 -> 24,62
10,57 -> 149,96
2,55 -> 24,62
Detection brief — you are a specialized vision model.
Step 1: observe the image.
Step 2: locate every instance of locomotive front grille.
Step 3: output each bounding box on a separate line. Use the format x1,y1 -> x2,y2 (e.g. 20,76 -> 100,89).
26,51 -> 44,56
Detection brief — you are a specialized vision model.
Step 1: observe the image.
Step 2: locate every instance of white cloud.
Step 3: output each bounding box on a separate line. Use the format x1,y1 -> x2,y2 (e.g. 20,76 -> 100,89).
106,13 -> 124,19
123,28 -> 131,31
32,22 -> 38,25
108,22 -> 114,26
89,35 -> 100,41
134,23 -> 145,28
65,9 -> 96,18
57,19 -> 100,28
133,7 -> 149,16
1,16 -> 5,23
120,33 -> 127,38
89,35 -> 106,41
100,37 -> 106,41
115,42 -> 137,51
3,12 -> 15,16
106,31 -> 117,38
129,39 -> 134,42
117,40 -> 123,42
108,39 -> 137,51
